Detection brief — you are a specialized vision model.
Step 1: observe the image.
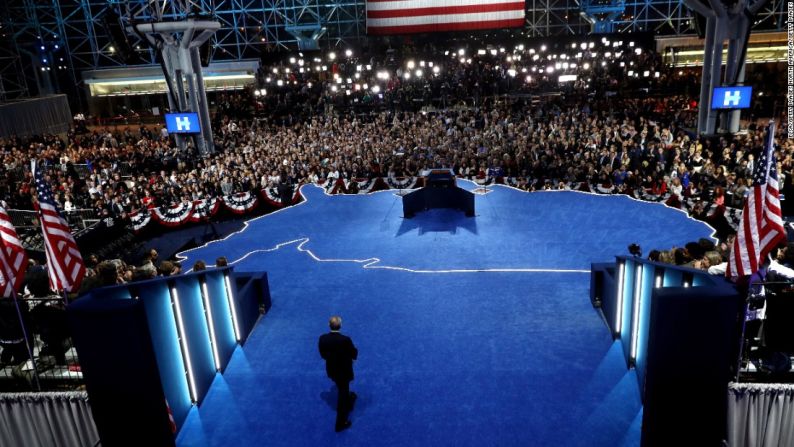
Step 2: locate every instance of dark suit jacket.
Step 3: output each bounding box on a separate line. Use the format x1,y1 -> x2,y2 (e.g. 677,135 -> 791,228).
318,331 -> 358,382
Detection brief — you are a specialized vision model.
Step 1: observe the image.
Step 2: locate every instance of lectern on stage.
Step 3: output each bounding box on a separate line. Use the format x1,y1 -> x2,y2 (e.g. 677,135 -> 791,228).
402,169 -> 475,218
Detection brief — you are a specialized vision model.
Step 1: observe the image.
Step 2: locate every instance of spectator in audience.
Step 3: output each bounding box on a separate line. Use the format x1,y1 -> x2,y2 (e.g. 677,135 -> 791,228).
193,260 -> 206,272
216,256 -> 229,267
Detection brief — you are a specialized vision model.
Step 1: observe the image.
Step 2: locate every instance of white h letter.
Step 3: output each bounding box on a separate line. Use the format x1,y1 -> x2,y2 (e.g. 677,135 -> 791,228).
723,90 -> 741,107
176,116 -> 191,131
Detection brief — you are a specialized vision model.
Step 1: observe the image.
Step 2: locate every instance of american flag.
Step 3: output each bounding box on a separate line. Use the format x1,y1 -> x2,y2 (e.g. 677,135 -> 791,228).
0,204 -> 29,297
727,121 -> 785,277
33,163 -> 85,292
366,0 -> 525,35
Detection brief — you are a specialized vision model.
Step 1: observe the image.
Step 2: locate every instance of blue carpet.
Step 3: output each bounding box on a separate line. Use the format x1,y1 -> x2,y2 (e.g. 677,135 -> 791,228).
175,183 -> 713,447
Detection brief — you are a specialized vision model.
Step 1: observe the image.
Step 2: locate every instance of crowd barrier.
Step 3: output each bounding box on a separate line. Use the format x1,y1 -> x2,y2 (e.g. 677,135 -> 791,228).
0,297 -> 82,392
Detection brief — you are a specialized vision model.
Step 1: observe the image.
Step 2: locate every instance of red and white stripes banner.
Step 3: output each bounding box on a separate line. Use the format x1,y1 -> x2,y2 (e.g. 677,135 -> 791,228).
366,0 -> 525,35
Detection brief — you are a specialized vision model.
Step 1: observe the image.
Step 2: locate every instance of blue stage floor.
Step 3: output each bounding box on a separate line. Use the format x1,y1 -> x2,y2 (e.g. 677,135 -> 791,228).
175,183 -> 713,447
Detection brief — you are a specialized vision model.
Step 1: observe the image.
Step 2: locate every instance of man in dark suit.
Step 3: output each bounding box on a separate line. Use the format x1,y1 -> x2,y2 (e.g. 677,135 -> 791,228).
318,316 -> 358,432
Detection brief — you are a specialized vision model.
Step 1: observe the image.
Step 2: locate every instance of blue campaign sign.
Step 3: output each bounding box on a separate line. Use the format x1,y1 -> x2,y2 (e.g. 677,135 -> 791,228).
165,112 -> 201,134
711,86 -> 753,110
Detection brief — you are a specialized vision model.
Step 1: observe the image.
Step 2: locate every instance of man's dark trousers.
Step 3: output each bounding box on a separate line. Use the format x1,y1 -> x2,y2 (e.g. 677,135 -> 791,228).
335,379 -> 353,428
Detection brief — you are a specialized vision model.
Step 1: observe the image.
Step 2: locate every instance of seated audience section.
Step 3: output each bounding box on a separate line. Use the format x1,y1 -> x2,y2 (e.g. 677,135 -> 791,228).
68,267 -> 267,446
591,256 -> 741,446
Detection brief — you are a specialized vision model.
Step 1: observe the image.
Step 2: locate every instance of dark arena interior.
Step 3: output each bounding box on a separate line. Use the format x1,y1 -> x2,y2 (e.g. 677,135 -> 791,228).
0,0 -> 792,446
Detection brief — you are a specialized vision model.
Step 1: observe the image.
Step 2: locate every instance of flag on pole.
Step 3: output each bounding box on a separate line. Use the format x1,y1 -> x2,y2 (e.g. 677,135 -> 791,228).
366,0 -> 526,35
32,162 -> 86,292
0,204 -> 29,297
727,121 -> 785,277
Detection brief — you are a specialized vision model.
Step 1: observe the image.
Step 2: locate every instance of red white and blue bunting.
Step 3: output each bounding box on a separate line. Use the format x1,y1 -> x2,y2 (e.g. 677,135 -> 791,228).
189,198 -> 220,222
130,209 -> 151,233
151,202 -> 193,227
261,185 -> 301,207
223,192 -> 258,214
127,177 -> 745,233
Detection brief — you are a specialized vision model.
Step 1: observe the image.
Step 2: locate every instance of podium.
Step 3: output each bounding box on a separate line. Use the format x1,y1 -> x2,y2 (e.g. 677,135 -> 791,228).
402,169 -> 475,218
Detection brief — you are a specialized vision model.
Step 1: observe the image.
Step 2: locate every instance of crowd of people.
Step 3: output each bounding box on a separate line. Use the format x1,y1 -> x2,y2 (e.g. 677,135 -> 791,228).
0,41 -> 788,277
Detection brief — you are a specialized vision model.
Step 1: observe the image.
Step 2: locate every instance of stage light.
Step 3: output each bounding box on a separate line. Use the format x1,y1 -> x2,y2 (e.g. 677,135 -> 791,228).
630,264 -> 643,361
171,286 -> 198,402
655,275 -> 662,288
41,45 -> 45,50
223,274 -> 241,341
615,262 -> 625,334
683,281 -> 690,288
200,281 -> 222,371
54,44 -> 58,49
109,46 -> 115,53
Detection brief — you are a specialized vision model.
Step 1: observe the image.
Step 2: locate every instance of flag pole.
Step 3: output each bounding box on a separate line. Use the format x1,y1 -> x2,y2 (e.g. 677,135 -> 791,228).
10,289 -> 42,391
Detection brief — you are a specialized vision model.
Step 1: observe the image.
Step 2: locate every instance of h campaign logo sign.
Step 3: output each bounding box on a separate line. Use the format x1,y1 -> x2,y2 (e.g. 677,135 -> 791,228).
711,86 -> 753,110
165,112 -> 201,134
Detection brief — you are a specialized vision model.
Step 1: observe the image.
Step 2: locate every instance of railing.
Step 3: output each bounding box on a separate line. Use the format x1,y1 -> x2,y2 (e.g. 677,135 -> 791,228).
0,296 -> 82,392
6,209 -> 100,232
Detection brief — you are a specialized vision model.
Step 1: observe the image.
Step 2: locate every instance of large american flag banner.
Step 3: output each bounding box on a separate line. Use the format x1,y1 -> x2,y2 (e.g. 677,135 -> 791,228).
33,163 -> 86,292
0,204 -> 28,297
727,121 -> 785,277
366,0 -> 525,35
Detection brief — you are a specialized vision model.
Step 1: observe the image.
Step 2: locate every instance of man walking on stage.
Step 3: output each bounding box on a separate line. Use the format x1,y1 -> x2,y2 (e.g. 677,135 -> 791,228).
318,316 -> 358,432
